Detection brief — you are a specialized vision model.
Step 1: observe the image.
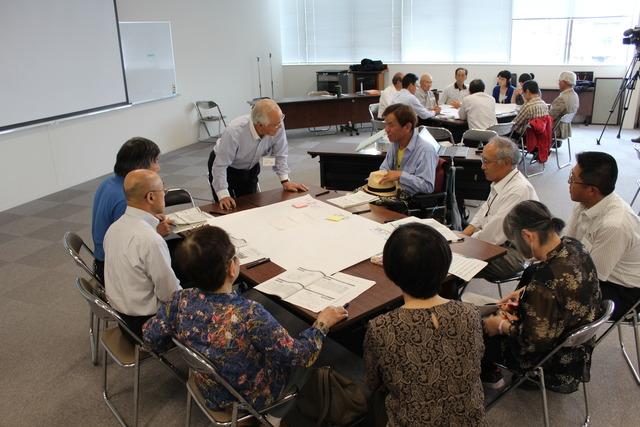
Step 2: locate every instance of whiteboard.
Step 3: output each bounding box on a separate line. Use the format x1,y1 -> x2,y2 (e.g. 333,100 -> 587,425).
119,22 -> 177,104
592,78 -> 623,125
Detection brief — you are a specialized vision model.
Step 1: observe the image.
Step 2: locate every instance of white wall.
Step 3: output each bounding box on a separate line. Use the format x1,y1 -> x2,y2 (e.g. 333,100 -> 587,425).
0,0 -> 284,211
283,63 -> 639,128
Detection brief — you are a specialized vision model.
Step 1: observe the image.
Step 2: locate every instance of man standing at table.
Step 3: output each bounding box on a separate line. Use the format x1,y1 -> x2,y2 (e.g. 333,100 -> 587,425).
462,137 -> 539,280
393,73 -> 437,124
415,73 -> 439,109
378,72 -> 404,119
210,99 -> 308,210
549,71 -> 579,141
566,152 -> 640,320
458,79 -> 497,131
441,67 -> 469,108
378,103 -> 438,196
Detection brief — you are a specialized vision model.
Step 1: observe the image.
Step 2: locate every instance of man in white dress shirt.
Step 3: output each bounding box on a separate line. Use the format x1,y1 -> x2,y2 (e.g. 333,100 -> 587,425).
441,67 -> 469,108
104,169 -> 181,338
415,73 -> 439,109
462,137 -> 539,281
458,79 -> 497,131
566,152 -> 640,320
378,72 -> 403,119
392,73 -> 436,124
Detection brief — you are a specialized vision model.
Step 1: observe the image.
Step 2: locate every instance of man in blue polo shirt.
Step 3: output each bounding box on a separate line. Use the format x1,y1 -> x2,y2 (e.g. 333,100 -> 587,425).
91,137 -> 171,281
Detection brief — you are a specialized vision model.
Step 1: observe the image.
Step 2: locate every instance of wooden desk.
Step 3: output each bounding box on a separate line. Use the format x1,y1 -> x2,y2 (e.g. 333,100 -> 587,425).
276,94 -> 379,130
200,186 -> 505,331
307,143 -> 491,200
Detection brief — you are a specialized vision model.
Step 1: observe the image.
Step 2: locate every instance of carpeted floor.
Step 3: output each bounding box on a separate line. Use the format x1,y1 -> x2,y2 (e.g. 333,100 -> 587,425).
0,123 -> 638,426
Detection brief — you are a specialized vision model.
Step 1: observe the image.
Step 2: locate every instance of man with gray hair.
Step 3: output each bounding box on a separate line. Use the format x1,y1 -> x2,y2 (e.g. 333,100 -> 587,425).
210,98 -> 308,210
462,137 -> 539,280
550,71 -> 579,140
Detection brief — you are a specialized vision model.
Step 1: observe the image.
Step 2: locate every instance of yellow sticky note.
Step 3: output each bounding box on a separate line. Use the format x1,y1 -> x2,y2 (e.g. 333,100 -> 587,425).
326,214 -> 345,222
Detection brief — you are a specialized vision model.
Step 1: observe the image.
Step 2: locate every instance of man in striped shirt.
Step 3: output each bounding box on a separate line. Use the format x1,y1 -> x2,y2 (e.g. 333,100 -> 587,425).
511,80 -> 549,136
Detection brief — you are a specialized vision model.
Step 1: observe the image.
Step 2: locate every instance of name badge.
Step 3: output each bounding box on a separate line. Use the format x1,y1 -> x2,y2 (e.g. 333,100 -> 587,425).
262,156 -> 276,167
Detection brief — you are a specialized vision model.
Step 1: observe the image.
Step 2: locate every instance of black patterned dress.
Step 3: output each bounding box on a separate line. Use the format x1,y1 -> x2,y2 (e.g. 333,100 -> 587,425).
485,237 -> 602,393
364,301 -> 486,427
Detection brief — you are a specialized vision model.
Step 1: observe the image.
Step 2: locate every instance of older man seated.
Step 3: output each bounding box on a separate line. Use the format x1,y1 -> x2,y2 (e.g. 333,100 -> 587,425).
462,137 -> 539,281
550,71 -> 579,140
392,73 -> 436,123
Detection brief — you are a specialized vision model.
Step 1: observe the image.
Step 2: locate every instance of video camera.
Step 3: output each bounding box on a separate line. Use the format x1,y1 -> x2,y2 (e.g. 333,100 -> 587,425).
623,27 -> 640,47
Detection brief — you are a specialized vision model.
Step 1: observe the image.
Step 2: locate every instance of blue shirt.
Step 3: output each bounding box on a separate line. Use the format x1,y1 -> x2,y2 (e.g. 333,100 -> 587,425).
393,89 -> 435,120
380,129 -> 438,196
212,115 -> 290,199
91,175 -> 126,261
492,84 -> 515,104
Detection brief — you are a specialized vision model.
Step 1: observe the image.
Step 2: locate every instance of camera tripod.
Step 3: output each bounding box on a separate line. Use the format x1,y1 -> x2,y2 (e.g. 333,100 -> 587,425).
596,48 -> 640,144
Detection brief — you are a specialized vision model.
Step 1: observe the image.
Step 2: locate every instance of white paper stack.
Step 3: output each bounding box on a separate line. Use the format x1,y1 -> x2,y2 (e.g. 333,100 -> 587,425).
166,207 -> 213,233
326,191 -> 379,209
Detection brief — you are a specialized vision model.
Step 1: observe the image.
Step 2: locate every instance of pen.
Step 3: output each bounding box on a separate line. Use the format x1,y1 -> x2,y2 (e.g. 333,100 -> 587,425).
244,257 -> 270,269
315,190 -> 330,197
352,209 -> 371,215
343,303 -> 350,309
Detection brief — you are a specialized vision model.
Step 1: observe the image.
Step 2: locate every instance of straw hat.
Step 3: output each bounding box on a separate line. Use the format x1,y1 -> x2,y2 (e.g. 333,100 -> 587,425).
364,170 -> 397,197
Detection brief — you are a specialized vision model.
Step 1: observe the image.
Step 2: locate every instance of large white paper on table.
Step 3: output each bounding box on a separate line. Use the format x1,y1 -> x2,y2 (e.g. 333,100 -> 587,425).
254,268 -> 375,313
374,216 -> 462,242
495,103 -> 518,117
166,207 -> 213,233
205,195 -> 389,274
449,253 -> 488,281
326,191 -> 379,209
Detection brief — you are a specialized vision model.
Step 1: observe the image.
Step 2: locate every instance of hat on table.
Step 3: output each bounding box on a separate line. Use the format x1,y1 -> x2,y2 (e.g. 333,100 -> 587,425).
364,170 -> 397,197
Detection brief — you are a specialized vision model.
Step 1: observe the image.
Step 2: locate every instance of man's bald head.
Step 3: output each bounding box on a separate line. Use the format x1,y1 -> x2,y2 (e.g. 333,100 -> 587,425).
419,74 -> 433,91
251,99 -> 282,126
124,169 -> 163,204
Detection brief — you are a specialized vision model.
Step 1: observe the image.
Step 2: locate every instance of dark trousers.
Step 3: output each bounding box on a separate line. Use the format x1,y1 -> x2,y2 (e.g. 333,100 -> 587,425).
94,259 -> 104,283
117,311 -> 154,344
600,280 -> 640,321
211,153 -> 261,202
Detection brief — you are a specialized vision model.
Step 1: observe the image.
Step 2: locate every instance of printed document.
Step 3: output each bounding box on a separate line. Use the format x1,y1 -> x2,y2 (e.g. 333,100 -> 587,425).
449,253 -> 488,281
326,191 -> 379,209
254,267 -> 375,313
167,207 -> 213,233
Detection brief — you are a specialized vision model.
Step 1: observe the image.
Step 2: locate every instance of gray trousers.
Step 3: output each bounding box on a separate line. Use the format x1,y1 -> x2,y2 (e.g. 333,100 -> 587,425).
477,244 -> 526,282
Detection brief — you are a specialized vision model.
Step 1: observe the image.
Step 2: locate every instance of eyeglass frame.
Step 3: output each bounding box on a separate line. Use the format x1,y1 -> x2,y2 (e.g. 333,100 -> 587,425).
567,171 -> 597,188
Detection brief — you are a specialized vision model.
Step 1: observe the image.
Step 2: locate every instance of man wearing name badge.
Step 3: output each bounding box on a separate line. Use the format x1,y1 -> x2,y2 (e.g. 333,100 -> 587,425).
392,73 -> 438,124
378,72 -> 404,119
462,137 -> 539,281
378,103 -> 438,196
210,99 -> 308,210
415,73 -> 439,109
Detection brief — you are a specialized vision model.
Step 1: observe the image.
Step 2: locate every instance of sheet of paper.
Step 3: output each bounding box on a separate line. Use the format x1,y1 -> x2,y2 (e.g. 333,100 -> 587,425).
449,253 -> 488,281
383,217 -> 462,242
495,103 -> 518,116
437,103 -> 518,120
326,191 -> 379,209
167,207 -> 213,233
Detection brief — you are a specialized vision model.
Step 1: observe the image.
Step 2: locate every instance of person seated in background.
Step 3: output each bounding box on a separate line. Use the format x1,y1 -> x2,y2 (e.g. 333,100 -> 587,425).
511,80 -> 549,137
441,67 -> 469,108
378,104 -> 438,196
364,223 -> 486,426
462,137 -> 539,281
492,70 -> 515,104
566,152 -> 640,320
143,226 -> 348,423
458,79 -> 497,131
378,72 -> 404,119
210,99 -> 308,210
415,73 -> 440,111
392,73 -> 436,123
482,200 -> 602,393
104,169 -> 181,339
92,137 -> 172,281
511,73 -> 535,106
549,71 -> 579,140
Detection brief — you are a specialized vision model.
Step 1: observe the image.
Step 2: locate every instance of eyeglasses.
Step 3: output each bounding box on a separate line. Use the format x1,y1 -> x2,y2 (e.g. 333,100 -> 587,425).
567,172 -> 594,187
480,156 -> 499,164
147,188 -> 168,197
265,114 -> 286,128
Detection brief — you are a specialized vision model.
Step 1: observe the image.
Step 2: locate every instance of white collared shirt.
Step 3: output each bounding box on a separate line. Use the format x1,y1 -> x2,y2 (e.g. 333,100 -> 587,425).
458,92 -> 498,130
441,83 -> 469,105
470,169 -> 539,245
393,89 -> 435,120
566,193 -> 640,288
378,85 -> 399,118
104,206 -> 181,316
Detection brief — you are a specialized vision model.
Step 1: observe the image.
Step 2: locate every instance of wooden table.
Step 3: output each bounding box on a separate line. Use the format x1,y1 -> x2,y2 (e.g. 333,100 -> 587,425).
199,185 -> 506,332
307,142 -> 491,200
275,94 -> 379,131
424,110 -> 517,144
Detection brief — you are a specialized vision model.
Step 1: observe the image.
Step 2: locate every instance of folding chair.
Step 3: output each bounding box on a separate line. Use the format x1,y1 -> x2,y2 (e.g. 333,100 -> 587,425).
165,188 -> 196,208
461,129 -> 498,149
75,278 -> 184,427
596,296 -> 640,385
487,122 -> 514,137
406,158 -> 449,223
510,123 -> 544,178
195,101 -> 227,141
487,300 -> 615,427
171,338 -> 298,427
551,112 -> 576,169
425,126 -> 455,144
368,103 -> 385,136
63,231 -> 106,365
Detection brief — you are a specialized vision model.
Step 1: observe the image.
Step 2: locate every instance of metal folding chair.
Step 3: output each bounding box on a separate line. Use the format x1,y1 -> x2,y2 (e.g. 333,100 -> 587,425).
165,188 -> 196,208
487,122 -> 514,137
171,338 -> 298,427
511,123 -> 544,178
551,112 -> 576,169
368,103 -> 385,136
195,101 -> 227,141
425,126 -> 455,144
487,300 -> 615,427
461,129 -> 498,149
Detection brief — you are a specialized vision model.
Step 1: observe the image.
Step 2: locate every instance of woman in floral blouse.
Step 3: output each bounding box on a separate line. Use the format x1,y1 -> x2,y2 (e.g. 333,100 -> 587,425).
482,200 -> 602,393
142,226 -> 347,416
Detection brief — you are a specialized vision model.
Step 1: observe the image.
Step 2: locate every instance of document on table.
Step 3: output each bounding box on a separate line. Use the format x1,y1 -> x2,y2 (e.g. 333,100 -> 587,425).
166,207 -> 213,233
383,217 -> 462,242
326,191 -> 379,209
229,235 -> 266,266
449,253 -> 488,281
254,267 -> 375,313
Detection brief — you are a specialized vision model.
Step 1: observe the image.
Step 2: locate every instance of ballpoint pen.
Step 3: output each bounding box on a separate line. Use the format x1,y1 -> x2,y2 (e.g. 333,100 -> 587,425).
315,190 -> 330,197
244,257 -> 270,269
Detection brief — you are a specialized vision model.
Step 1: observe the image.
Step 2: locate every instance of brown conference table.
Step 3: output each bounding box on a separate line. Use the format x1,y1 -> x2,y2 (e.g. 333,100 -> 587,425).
197,185 -> 506,332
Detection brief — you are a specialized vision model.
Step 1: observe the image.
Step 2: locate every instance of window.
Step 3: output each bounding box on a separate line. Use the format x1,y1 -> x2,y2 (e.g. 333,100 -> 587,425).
280,0 -> 639,65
